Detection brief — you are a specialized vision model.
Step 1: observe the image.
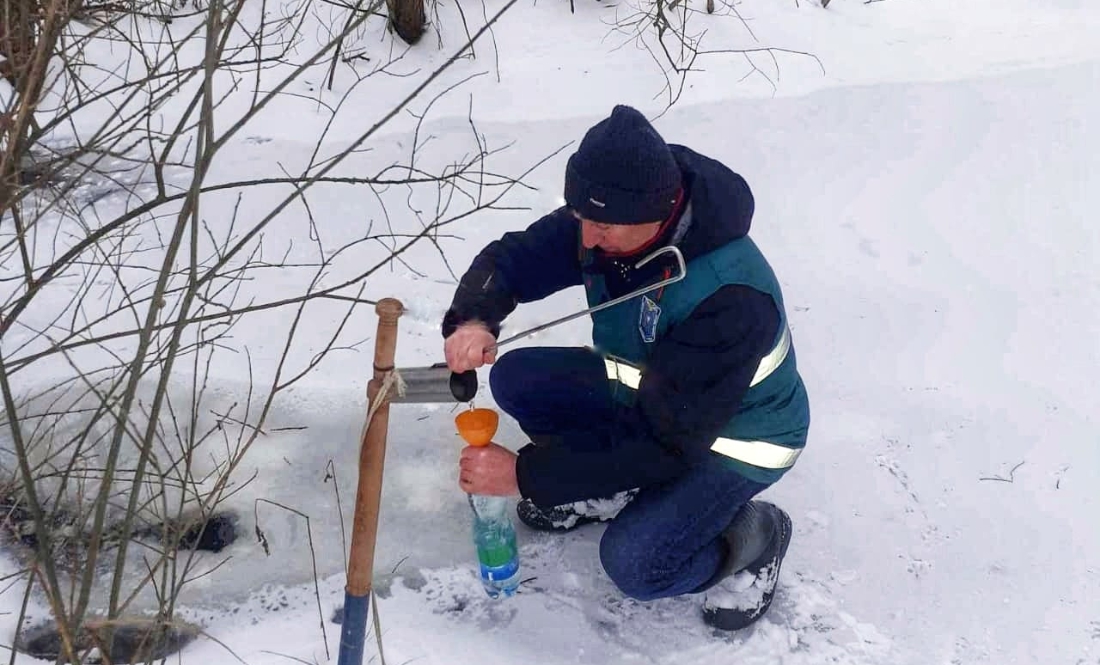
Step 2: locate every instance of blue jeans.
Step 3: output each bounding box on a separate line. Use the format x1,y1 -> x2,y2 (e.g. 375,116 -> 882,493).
490,347 -> 772,601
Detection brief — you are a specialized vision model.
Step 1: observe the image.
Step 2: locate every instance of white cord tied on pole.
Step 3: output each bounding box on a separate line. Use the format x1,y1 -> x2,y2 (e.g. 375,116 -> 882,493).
358,368 -> 405,447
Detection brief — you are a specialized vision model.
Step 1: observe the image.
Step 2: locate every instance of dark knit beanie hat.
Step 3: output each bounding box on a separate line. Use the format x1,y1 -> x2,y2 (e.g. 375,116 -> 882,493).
564,105 -> 682,225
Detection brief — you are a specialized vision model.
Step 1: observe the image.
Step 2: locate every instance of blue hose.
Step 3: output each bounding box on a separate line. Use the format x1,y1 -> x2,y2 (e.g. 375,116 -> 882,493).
337,590 -> 370,665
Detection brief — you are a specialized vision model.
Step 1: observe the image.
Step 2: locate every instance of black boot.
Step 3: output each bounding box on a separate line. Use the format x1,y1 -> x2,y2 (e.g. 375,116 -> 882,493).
515,490 -> 637,532
702,501 -> 792,631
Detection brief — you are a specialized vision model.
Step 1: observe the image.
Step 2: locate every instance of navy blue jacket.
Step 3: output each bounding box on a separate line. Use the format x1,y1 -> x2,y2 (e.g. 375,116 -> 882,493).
442,146 -> 780,507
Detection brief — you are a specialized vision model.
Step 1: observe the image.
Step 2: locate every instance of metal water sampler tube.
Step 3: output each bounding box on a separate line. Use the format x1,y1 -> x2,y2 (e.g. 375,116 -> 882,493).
389,364 -> 479,403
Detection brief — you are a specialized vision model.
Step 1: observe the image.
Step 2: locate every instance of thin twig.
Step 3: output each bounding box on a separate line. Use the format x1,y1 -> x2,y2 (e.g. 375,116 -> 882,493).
254,499 -> 329,659
979,461 -> 1025,483
259,651 -> 317,665
325,460 -> 349,577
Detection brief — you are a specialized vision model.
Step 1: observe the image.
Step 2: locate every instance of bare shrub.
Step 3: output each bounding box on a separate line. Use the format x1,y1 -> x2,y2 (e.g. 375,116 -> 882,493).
0,0 -> 531,660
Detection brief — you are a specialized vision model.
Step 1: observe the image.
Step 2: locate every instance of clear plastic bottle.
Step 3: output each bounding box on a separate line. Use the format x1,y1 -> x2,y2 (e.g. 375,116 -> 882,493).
455,407 -> 520,597
469,494 -> 520,598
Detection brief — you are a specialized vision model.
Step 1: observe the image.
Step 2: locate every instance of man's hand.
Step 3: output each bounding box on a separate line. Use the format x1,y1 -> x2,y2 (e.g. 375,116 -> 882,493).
459,443 -> 519,496
444,322 -> 498,373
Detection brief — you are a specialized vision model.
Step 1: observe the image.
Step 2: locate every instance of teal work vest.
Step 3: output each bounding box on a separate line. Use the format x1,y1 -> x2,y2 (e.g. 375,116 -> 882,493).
582,235 -> 810,484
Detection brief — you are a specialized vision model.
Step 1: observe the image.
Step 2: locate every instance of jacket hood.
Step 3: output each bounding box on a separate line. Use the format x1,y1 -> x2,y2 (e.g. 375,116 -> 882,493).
668,144 -> 755,262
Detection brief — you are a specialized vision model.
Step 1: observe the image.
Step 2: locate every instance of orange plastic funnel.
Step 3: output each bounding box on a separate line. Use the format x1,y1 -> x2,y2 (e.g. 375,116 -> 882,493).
455,408 -> 499,447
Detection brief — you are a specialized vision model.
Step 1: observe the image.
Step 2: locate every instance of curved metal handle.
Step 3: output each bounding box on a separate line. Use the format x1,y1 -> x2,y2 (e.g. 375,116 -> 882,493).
489,245 -> 687,351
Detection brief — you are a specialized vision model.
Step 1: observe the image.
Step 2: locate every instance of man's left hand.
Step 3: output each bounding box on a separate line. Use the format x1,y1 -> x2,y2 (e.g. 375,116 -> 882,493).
459,443 -> 519,496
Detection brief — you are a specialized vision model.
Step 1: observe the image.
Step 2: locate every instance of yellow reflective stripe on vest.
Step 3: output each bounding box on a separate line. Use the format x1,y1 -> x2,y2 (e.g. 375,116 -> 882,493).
604,358 -> 642,390
750,324 -> 791,387
710,437 -> 802,469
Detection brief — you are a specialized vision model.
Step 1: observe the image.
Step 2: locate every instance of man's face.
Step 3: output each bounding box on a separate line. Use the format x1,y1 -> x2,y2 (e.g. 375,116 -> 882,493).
577,215 -> 663,255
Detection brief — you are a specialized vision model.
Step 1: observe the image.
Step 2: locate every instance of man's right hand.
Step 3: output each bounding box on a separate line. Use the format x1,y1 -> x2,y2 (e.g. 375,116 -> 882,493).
444,322 -> 498,373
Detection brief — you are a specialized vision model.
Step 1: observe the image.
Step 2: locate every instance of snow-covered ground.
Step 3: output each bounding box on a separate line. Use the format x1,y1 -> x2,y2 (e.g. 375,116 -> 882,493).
2,0 -> 1099,663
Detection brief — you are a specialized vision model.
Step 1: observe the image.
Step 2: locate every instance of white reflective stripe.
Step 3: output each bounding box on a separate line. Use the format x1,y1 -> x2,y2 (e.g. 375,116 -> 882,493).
604,323 -> 789,392
604,358 -> 643,390
750,324 -> 791,387
710,437 -> 802,469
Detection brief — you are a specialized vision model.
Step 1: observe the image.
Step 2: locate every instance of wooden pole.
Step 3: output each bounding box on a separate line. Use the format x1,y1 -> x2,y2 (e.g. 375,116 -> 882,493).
338,297 -> 403,665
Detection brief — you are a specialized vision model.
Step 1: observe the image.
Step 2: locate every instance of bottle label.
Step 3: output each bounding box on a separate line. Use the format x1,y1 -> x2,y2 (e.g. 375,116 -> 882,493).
480,557 -> 519,582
